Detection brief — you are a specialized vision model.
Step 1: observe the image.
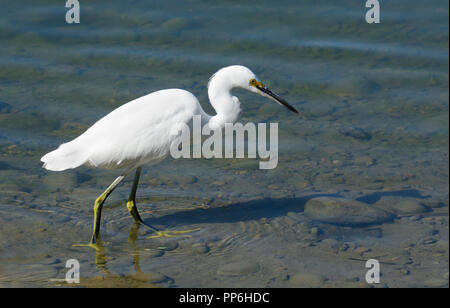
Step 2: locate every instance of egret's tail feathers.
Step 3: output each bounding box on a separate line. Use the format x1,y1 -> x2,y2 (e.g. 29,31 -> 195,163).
41,143 -> 88,171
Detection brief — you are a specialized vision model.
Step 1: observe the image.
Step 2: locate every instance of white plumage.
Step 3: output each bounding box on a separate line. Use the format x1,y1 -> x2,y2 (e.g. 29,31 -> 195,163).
41,89 -> 207,171
40,65 -> 298,244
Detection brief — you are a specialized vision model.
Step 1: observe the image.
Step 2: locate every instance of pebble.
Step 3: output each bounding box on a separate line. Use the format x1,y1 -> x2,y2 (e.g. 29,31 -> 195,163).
418,237 -> 438,245
304,197 -> 395,226
375,198 -> 429,215
319,238 -> 341,252
399,268 -> 410,275
309,227 -> 320,235
146,240 -> 179,251
143,249 -> 165,258
409,215 -> 423,221
338,126 -> 372,140
289,273 -> 326,288
217,261 -> 260,276
146,272 -> 170,284
191,243 -> 210,254
177,175 -> 198,185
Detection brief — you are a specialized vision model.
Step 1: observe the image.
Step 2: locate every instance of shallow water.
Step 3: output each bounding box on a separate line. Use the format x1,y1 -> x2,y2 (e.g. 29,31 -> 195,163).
0,0 -> 448,287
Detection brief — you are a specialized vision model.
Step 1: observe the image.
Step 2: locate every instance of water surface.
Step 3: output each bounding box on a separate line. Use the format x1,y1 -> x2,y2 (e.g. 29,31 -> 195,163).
0,0 -> 448,287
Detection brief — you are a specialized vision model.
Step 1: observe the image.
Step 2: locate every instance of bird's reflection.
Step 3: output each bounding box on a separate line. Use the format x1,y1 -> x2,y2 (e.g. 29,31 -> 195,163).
128,222 -> 147,280
73,223 -> 162,287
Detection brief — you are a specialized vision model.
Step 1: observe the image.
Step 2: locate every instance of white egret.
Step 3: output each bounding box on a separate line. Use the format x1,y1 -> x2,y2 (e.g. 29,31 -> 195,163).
41,65 -> 298,245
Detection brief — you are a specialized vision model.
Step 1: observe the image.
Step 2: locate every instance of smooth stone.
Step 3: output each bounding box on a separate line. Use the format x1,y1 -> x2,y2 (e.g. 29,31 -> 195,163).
418,237 -> 437,245
338,126 -> 372,140
176,175 -> 198,185
143,249 -> 165,258
309,227 -> 320,235
217,261 -> 260,277
146,240 -> 179,251
289,273 -> 326,288
375,198 -> 429,215
319,238 -> 341,251
191,243 -> 210,254
304,197 -> 395,226
399,269 -> 410,275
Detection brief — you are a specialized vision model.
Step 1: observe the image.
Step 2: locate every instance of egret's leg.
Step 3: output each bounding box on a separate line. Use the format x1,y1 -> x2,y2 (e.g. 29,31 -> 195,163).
126,167 -> 145,224
125,168 -> 200,239
125,168 -> 160,233
90,174 -> 126,244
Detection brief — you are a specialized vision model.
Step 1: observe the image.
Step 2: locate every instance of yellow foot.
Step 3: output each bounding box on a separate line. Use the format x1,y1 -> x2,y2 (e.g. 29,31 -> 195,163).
146,228 -> 200,239
72,242 -> 104,252
73,243 -> 95,248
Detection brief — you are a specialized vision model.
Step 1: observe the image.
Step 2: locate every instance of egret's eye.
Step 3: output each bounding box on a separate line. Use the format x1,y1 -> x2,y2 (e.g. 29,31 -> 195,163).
249,79 -> 257,86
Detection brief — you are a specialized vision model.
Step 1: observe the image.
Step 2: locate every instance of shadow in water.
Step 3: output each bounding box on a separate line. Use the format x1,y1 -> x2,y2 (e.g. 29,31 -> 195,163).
355,189 -> 430,204
145,193 -> 340,227
145,189 -> 429,228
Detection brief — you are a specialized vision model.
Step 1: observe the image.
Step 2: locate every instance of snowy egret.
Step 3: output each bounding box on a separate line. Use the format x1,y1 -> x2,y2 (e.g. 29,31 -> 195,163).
41,65 -> 298,245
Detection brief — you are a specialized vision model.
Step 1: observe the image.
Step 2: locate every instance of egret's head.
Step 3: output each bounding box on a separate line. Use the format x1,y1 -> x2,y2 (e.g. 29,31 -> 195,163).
246,75 -> 298,114
209,65 -> 298,114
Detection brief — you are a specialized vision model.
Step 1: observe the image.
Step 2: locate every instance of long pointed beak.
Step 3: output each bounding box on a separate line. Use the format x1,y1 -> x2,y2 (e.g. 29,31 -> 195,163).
256,85 -> 298,114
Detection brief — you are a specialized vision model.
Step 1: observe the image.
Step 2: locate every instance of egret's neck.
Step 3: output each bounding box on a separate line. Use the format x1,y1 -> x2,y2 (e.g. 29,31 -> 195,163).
207,75 -> 241,129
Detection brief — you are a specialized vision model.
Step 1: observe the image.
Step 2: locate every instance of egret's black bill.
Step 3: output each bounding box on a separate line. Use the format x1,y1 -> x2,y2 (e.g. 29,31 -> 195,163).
256,86 -> 298,114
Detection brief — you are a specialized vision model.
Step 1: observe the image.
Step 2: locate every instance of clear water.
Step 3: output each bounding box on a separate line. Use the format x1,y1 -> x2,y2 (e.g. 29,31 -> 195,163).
0,0 -> 448,287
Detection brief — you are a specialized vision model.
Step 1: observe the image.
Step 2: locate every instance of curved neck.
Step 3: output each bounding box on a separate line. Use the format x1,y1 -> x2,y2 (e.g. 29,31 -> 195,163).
207,74 -> 241,129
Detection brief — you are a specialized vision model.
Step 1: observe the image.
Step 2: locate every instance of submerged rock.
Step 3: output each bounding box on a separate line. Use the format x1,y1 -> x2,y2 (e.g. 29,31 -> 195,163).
304,197 -> 395,226
191,243 -> 210,254
0,101 -> 12,113
217,261 -> 260,277
289,273 -> 326,288
374,197 -> 429,215
338,126 -> 372,140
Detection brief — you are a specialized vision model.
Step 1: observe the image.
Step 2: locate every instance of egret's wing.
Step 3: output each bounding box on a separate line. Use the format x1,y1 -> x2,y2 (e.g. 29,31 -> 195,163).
83,89 -> 201,168
42,89 -> 202,171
